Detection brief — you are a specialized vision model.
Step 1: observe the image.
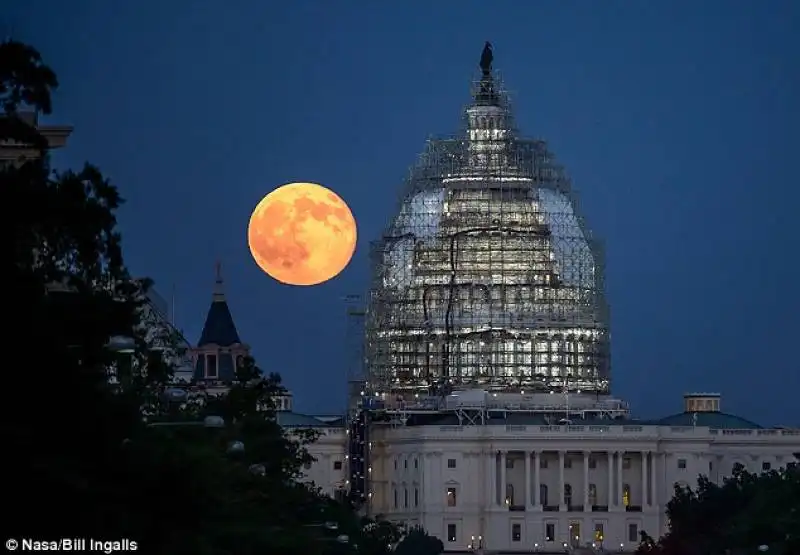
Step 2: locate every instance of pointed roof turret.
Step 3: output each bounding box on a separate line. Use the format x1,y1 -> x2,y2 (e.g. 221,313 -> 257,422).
197,262 -> 241,347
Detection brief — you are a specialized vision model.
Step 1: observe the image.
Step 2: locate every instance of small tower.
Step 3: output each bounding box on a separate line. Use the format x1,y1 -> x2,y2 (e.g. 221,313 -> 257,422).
191,263 -> 249,383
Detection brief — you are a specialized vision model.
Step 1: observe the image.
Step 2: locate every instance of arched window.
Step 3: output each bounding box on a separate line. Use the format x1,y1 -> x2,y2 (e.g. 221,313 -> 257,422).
588,483 -> 597,505
564,483 -> 572,506
506,483 -> 515,505
404,488 -> 408,508
622,483 -> 631,507
393,489 -> 398,508
540,484 -> 549,505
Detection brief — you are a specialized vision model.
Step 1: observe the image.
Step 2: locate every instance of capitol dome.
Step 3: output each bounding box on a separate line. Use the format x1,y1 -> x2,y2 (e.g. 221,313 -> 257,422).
364,45 -> 610,399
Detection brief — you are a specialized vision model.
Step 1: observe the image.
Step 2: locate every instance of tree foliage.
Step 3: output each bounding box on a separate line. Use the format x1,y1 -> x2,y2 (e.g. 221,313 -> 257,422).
637,463 -> 800,555
4,37 -> 447,555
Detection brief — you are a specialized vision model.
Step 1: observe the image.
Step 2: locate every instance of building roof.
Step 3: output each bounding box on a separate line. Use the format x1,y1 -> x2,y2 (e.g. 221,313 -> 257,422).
197,263 -> 241,347
397,410 -> 764,429
277,412 -> 336,428
654,411 -> 762,429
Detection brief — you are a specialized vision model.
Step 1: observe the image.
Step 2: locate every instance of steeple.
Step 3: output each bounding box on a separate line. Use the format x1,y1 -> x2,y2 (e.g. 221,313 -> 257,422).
192,263 -> 249,383
198,262 -> 240,347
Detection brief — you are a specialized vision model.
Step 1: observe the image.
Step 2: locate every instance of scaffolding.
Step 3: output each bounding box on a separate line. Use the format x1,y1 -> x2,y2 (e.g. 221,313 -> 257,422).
364,62 -> 610,401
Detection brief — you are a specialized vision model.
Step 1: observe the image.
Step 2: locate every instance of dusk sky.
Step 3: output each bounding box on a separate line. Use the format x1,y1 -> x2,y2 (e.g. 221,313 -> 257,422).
7,1 -> 799,423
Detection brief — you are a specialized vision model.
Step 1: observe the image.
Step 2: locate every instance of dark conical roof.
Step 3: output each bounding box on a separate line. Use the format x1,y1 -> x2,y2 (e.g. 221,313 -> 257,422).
197,263 -> 241,347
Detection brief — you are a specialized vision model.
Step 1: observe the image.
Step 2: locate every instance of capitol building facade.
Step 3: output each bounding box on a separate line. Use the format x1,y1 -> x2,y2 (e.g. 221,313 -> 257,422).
277,45 -> 800,553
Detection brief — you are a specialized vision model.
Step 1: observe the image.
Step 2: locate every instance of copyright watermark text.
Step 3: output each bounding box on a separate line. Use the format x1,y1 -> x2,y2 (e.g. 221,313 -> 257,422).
5,538 -> 137,552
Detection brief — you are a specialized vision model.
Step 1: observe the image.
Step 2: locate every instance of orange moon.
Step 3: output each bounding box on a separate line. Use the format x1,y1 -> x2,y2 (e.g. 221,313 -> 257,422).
247,182 -> 357,286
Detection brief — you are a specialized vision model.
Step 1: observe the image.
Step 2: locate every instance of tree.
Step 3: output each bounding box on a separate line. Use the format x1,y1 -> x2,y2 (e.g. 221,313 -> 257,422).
637,463 -> 800,555
395,526 -> 444,555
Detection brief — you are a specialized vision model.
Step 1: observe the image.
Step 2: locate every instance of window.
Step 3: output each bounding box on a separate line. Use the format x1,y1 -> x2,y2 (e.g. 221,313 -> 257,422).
414,459 -> 418,469
564,484 -> 572,506
622,484 -> 631,507
404,459 -> 408,469
762,461 -> 771,471
622,457 -> 631,470
447,524 -> 457,542
628,523 -> 639,542
540,484 -> 549,506
205,354 -> 218,378
394,459 -> 398,470
678,458 -> 687,469
506,458 -> 514,469
506,484 -> 514,505
545,523 -> 555,542
589,457 -> 597,469
540,457 -> 548,469
394,489 -> 398,508
709,461 -> 713,472
564,457 -> 572,469
447,458 -> 456,469
594,523 -> 604,542
404,489 -> 408,508
588,483 -> 597,505
333,461 -> 342,470
414,488 -> 419,507
447,487 -> 457,507
511,523 -> 521,542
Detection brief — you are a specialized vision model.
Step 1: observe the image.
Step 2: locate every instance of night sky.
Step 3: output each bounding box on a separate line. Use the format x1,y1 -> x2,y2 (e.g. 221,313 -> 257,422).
7,1 -> 799,423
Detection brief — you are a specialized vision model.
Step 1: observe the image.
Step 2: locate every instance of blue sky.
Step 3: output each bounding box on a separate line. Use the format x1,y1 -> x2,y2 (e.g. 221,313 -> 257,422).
7,0 -> 799,422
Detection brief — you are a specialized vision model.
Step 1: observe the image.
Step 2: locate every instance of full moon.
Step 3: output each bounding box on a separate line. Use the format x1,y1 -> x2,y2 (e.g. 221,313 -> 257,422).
247,182 -> 357,286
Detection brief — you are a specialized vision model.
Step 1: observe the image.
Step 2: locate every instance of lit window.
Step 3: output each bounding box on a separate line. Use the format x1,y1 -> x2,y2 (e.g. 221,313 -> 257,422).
447,458 -> 456,469
333,461 -> 342,470
506,484 -> 514,506
588,484 -> 597,505
628,523 -> 639,542
678,459 -> 687,469
511,523 -> 521,542
622,457 -> 631,470
594,523 -> 604,542
447,524 -> 457,542
447,487 -> 457,507
622,484 -> 631,507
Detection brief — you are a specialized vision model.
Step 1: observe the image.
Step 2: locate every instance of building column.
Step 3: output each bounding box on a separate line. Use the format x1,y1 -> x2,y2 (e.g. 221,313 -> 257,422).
617,451 -> 624,510
524,451 -> 531,507
607,451 -> 614,507
533,451 -> 541,509
641,451 -> 649,508
583,451 -> 590,508
489,452 -> 497,506
500,451 -> 507,506
558,450 -> 566,510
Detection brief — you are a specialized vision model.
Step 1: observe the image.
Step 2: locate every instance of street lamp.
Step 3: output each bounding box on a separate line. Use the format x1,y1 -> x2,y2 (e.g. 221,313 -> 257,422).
107,335 -> 136,353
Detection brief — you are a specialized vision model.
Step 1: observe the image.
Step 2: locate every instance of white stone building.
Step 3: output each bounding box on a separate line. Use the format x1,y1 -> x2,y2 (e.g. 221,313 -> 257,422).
292,391 -> 800,553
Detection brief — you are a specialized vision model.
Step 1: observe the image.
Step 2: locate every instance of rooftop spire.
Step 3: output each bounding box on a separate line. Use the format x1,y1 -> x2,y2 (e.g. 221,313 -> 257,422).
479,41 -> 493,75
198,262 -> 241,347
213,260 -> 224,302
